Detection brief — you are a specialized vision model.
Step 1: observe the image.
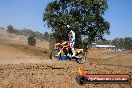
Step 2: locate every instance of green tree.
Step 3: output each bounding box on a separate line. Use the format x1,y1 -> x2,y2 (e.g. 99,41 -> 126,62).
34,32 -> 43,40
20,28 -> 34,36
43,0 -> 110,48
7,25 -> 14,33
43,32 -> 50,41
111,37 -> 132,50
96,39 -> 111,45
118,38 -> 124,49
111,38 -> 120,49
27,33 -> 36,46
124,37 -> 132,50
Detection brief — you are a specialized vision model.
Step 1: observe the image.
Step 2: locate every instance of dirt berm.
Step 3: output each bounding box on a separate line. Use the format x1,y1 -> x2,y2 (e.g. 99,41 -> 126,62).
0,61 -> 132,88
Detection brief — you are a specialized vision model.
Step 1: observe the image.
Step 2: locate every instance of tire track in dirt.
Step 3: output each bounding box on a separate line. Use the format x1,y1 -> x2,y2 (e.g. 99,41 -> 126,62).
97,64 -> 132,69
0,62 -> 132,88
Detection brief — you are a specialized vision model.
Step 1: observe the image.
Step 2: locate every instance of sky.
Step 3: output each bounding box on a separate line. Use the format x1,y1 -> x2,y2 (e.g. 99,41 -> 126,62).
0,0 -> 132,40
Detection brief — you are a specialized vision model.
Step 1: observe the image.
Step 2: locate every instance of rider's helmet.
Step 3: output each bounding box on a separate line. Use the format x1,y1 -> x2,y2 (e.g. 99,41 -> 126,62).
66,25 -> 70,28
66,25 -> 72,32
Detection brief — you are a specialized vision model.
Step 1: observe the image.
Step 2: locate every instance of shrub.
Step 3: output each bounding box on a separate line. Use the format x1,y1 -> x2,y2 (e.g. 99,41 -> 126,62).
27,35 -> 36,46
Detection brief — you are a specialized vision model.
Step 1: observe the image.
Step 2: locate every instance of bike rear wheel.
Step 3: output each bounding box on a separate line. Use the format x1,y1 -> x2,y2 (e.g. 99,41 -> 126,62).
50,49 -> 61,61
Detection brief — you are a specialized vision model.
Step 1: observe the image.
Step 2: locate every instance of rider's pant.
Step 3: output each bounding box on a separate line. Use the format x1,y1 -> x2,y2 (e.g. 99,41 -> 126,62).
69,39 -> 75,56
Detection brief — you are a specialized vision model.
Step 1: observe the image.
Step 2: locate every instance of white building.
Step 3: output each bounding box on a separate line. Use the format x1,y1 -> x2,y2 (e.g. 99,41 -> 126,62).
92,43 -> 115,49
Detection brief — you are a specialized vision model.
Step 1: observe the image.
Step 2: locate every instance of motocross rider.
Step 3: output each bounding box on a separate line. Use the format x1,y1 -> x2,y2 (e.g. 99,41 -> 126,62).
56,25 -> 76,57
66,25 -> 76,57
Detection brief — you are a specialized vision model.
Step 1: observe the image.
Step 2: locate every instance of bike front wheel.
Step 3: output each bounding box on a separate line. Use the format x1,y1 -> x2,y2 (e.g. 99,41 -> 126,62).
76,53 -> 86,64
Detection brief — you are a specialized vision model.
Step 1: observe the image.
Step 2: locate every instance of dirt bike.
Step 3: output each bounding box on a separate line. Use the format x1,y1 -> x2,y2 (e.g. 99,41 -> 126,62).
50,41 -> 86,64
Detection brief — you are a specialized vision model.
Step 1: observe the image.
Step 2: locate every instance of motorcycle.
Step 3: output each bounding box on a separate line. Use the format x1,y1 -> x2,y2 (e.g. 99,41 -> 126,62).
50,41 -> 86,64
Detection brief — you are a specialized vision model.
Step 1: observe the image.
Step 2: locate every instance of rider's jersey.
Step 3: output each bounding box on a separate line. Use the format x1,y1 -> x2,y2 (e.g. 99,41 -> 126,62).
68,30 -> 75,42
68,30 -> 75,48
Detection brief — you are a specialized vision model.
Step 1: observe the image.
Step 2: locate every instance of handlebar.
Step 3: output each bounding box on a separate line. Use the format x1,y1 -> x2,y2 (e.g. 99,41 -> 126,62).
55,41 -> 70,49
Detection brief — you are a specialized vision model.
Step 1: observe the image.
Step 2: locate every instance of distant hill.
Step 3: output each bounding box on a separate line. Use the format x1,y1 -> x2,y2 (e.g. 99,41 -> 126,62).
0,27 -> 5,31
0,31 -> 49,50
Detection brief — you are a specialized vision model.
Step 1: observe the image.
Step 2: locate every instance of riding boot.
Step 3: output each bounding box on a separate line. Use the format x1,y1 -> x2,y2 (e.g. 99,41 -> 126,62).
72,48 -> 76,57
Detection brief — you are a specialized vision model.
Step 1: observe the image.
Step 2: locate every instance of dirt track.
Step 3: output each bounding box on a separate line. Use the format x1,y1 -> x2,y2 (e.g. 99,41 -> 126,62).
0,62 -> 132,88
0,31 -> 132,88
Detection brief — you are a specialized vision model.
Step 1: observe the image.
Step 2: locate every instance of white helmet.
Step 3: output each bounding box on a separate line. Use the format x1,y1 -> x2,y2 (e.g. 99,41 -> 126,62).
66,25 -> 70,28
